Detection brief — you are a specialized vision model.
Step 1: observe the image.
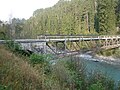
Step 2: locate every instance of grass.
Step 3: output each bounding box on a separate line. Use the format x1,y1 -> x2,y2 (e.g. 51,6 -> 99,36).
0,45 -> 42,90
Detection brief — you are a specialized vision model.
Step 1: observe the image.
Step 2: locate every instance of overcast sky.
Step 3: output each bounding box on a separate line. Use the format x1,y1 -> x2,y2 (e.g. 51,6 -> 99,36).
0,0 -> 59,21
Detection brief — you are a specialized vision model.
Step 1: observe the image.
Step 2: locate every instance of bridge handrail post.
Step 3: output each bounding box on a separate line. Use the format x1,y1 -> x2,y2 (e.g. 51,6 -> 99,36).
64,36 -> 67,52
44,35 -> 47,54
117,36 -> 119,45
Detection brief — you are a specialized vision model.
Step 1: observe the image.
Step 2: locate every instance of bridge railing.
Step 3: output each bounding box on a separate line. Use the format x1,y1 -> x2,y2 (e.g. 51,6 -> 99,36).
37,35 -> 100,40
37,35 -> 120,40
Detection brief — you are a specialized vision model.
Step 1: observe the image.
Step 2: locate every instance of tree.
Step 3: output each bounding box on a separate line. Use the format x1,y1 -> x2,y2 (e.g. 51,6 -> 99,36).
0,21 -> 9,39
96,0 -> 116,35
116,0 -> 120,27
11,18 -> 25,39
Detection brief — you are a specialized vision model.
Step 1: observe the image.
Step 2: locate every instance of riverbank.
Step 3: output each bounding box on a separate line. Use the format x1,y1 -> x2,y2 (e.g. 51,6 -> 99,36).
94,55 -> 120,65
76,51 -> 120,66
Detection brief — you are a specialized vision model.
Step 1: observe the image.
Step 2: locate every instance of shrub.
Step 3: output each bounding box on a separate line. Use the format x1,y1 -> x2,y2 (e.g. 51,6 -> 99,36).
5,40 -> 22,52
30,54 -> 45,64
0,46 -> 42,90
88,82 -> 104,90
0,84 -> 12,90
29,54 -> 52,75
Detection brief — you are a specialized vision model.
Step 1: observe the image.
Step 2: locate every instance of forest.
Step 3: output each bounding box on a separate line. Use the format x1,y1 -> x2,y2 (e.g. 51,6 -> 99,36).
0,0 -> 120,39
21,0 -> 120,38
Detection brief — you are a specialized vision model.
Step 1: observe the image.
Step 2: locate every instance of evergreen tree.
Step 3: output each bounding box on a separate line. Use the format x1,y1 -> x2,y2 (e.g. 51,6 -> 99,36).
116,0 -> 120,27
96,0 -> 116,35
22,0 -> 119,38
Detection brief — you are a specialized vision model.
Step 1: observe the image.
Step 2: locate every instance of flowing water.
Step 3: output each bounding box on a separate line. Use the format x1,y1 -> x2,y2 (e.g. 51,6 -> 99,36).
78,54 -> 120,83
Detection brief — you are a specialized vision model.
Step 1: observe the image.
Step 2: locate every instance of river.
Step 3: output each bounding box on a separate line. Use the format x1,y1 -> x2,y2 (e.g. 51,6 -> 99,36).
77,54 -> 120,84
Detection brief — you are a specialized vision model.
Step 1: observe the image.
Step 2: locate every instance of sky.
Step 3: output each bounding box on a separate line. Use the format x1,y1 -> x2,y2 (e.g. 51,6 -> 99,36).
0,0 -> 59,21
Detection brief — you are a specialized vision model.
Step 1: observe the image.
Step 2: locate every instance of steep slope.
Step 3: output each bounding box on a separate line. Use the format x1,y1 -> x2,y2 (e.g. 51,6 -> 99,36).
22,0 -> 96,38
0,45 -> 42,89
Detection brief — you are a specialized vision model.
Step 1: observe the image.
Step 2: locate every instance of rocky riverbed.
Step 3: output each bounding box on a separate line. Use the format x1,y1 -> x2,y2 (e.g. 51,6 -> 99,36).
76,51 -> 120,66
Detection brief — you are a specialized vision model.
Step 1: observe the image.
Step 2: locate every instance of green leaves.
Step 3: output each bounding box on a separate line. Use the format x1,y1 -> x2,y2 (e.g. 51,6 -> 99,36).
30,54 -> 45,64
96,0 -> 117,35
0,84 -> 12,90
22,0 -> 98,38
89,82 -> 104,90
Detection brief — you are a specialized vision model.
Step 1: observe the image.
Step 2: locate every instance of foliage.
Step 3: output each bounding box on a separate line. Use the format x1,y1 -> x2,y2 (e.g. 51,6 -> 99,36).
65,57 -> 86,90
0,84 -> 12,90
97,48 -> 120,58
1,45 -> 120,90
47,57 -> 115,90
19,0 -> 120,38
0,0 -> 120,39
5,40 -> 33,56
0,21 -> 9,39
21,0 -> 97,38
29,54 -> 53,64
88,82 -> 104,90
96,0 -> 117,35
6,40 -> 21,51
9,18 -> 25,39
30,54 -> 52,75
116,0 -> 120,27
87,71 -> 115,90
0,45 -> 42,90
30,54 -> 45,64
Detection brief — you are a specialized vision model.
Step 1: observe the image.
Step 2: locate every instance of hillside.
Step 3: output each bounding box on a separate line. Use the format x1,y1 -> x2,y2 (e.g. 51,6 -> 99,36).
19,0 -> 120,38
0,45 -> 42,89
22,0 -> 96,38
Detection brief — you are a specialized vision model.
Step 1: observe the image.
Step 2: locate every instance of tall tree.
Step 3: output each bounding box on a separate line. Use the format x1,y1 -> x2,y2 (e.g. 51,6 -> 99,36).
116,0 -> 120,27
96,0 -> 116,34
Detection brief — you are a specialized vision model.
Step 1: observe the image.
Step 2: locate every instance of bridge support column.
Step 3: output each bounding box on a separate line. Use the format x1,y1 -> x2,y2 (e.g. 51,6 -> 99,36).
44,42 -> 47,54
105,39 -> 108,47
30,43 -> 33,51
55,42 -> 58,54
64,37 -> 67,52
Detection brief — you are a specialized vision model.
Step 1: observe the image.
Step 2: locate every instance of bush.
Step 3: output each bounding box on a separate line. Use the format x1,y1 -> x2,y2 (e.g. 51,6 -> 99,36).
5,40 -> 22,52
88,82 -> 104,90
0,46 -> 42,90
0,84 -> 12,90
30,54 -> 45,64
5,40 -> 34,57
29,54 -> 52,75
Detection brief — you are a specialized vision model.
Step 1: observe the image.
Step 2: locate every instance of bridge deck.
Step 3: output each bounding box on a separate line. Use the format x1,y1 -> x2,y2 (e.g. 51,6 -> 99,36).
0,35 -> 120,43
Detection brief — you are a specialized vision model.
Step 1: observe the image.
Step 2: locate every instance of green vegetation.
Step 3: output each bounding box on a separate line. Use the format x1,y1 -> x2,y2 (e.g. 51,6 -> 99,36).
1,45 -> 120,90
1,0 -> 118,38
97,48 -> 120,58
96,0 -> 116,34
1,0 -> 120,38
30,54 -> 45,64
16,0 -> 120,38
0,45 -> 42,90
1,0 -> 120,89
0,21 -> 9,39
0,18 -> 25,39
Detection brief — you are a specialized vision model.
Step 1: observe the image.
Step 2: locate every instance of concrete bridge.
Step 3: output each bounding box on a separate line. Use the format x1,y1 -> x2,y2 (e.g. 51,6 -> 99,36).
0,35 -> 120,55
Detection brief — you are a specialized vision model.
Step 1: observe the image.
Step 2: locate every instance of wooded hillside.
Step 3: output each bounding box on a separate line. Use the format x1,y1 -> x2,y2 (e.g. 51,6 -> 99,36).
2,0 -> 120,39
